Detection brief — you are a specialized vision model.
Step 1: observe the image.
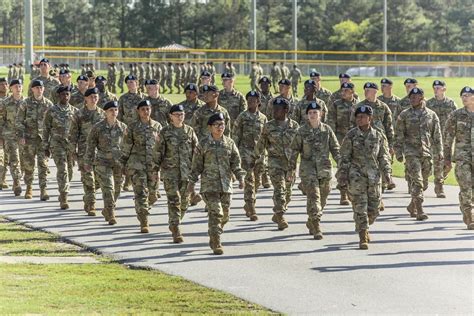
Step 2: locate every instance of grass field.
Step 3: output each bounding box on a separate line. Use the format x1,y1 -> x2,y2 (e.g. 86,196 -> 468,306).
0,218 -> 271,314
1,67 -> 470,185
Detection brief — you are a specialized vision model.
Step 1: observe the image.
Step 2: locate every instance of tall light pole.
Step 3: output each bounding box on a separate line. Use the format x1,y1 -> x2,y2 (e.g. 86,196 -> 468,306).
251,0 -> 257,61
292,0 -> 298,64
40,0 -> 45,58
24,0 -> 34,72
383,0 -> 388,76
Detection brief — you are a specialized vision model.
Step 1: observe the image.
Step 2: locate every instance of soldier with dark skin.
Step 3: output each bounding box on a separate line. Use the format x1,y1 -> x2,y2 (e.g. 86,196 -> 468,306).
95,76 -> 118,110
309,71 -> 332,105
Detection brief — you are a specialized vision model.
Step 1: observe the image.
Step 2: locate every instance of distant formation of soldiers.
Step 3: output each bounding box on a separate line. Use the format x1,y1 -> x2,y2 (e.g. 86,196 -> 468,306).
0,57 -> 473,255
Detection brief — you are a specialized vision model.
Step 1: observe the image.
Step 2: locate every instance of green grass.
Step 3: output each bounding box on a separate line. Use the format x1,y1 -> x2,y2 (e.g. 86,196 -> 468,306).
0,218 -> 272,314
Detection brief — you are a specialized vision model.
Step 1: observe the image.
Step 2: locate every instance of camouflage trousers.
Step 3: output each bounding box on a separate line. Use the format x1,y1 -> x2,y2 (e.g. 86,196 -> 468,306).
269,168 -> 295,214
454,161 -> 473,215
95,164 -> 123,213
250,78 -> 257,91
22,139 -> 48,189
301,176 -> 331,221
166,77 -> 173,91
433,158 -> 445,185
349,174 -> 381,232
51,148 -> 73,194
291,81 -> 299,95
163,178 -> 189,226
78,158 -> 96,206
271,78 -> 279,92
202,192 -> 231,236
254,154 -> 268,185
2,139 -> 21,183
243,166 -> 256,205
129,169 -> 158,217
0,143 -> 8,183
406,156 -> 431,203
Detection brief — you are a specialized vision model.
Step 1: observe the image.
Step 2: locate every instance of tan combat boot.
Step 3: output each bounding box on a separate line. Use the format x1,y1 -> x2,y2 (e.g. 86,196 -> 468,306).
415,200 -> 428,221
101,208 -> 110,222
209,234 -> 223,255
13,179 -> 21,196
306,220 -> 314,235
311,219 -> 323,240
221,209 -> 230,227
465,211 -> 474,230
359,229 -> 369,250
434,182 -> 446,198
407,200 -> 417,218
139,215 -> 149,233
59,192 -> 69,210
87,203 -> 96,216
339,189 -> 350,205
261,173 -> 271,188
40,187 -> 49,201
271,213 -> 288,231
244,203 -> 258,221
189,192 -> 202,206
24,185 -> 33,199
148,192 -> 158,206
169,225 -> 184,243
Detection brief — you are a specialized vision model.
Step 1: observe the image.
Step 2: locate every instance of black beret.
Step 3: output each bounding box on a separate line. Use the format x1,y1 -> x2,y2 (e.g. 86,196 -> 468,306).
363,82 -> 378,90
9,79 -> 22,86
137,100 -> 151,109
432,80 -> 445,87
304,79 -> 316,86
355,105 -> 373,116
185,83 -> 198,92
84,88 -> 99,97
258,76 -> 271,84
31,80 -> 44,88
460,86 -> 472,96
309,71 -> 321,77
145,79 -> 158,85
125,74 -> 137,82
380,78 -> 393,85
0,77 -> 7,83
103,101 -> 119,111
56,85 -> 72,94
77,75 -> 88,82
339,73 -> 351,79
278,79 -> 291,86
207,112 -> 225,125
306,101 -> 322,114
272,97 -> 290,108
409,87 -> 424,96
201,84 -> 219,92
201,70 -> 211,77
221,72 -> 234,79
341,82 -> 355,89
39,58 -> 50,64
59,69 -> 70,75
246,90 -> 261,99
404,78 -> 418,85
95,76 -> 107,83
169,104 -> 184,114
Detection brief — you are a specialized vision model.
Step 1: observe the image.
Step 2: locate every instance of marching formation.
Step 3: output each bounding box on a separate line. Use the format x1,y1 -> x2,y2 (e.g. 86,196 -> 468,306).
0,58 -> 473,255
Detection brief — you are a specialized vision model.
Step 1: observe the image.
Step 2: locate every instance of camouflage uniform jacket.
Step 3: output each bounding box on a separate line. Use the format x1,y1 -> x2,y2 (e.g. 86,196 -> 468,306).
267,94 -> 298,118
394,103 -> 443,160
426,96 -> 457,133
327,88 -> 359,109
42,103 -> 77,151
189,134 -> 244,193
218,88 -> 247,122
98,91 -> 118,110
15,96 -> 53,141
147,95 -> 172,127
327,97 -> 358,140
118,91 -> 145,125
0,96 -> 25,141
69,90 -> 85,109
259,92 -> 274,120
85,119 -> 127,167
120,118 -> 162,171
393,95 -> 411,122
443,107 -> 474,163
292,96 -> 328,124
176,98 -> 205,125
378,94 -> 401,120
153,124 -> 198,180
314,87 -> 332,105
190,104 -> 231,141
69,106 -> 105,155
29,75 -> 60,100
290,122 -> 340,179
255,119 -> 299,172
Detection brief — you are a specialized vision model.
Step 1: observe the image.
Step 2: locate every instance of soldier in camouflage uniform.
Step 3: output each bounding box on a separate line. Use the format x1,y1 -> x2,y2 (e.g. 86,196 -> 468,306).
165,62 -> 174,94
426,80 -> 457,198
327,82 -> 358,205
218,72 -> 247,125
174,63 -> 182,94
249,61 -> 259,90
309,71 -> 332,105
280,62 -> 290,80
258,76 -> 274,120
95,76 -> 118,109
233,91 -> 267,221
29,59 -> 60,101
393,78 -> 418,122
290,101 -> 340,240
443,86 -> 474,230
378,78 -> 401,121
351,82 -> 395,193
69,75 -> 89,109
267,79 -> 299,119
68,88 -> 105,216
85,101 -> 127,225
177,83 -> 204,126
0,78 -> 9,189
138,62 -> 145,92
191,85 -> 231,141
327,73 -> 360,110
188,112 -> 245,255
254,97 -> 299,230
394,88 -> 443,221
153,104 -> 198,243
15,80 -> 52,200
338,105 -> 391,250
159,63 -> 168,92
289,65 -> 302,97
121,100 -> 162,233
146,79 -> 172,127
270,62 -> 281,93
43,86 -> 77,209
118,63 -> 125,94
292,79 -> 328,124
0,79 -> 25,196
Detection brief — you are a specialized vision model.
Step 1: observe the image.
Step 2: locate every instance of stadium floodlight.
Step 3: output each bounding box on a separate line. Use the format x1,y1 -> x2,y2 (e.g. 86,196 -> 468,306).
24,0 -> 34,72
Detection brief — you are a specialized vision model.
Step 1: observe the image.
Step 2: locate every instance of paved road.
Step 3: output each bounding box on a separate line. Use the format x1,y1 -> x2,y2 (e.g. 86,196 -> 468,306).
1,165 -> 473,315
